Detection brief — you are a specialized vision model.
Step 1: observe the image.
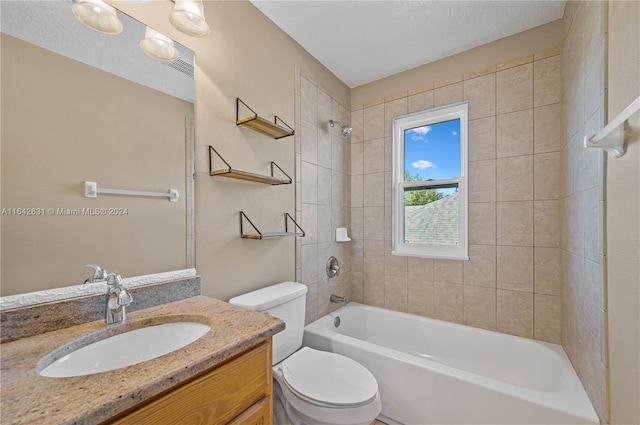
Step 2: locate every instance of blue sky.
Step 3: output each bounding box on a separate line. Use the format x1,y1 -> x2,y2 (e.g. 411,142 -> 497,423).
404,118 -> 460,181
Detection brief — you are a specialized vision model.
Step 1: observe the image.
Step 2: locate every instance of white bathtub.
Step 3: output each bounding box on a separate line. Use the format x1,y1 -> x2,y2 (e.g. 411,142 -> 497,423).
303,303 -> 599,425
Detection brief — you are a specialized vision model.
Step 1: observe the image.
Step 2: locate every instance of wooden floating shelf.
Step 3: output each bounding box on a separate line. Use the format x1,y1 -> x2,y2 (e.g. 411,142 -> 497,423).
236,98 -> 294,140
241,232 -> 304,240
209,146 -> 292,186
240,211 -> 305,240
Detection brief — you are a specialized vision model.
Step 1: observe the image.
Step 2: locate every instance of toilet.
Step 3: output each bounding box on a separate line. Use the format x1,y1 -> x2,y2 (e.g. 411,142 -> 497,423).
229,282 -> 381,425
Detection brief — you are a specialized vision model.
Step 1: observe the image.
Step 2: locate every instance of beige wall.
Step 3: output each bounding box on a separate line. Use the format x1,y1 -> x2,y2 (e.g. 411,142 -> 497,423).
1,34 -> 191,295
295,70 -> 351,324
559,2 -> 608,422
110,1 -> 350,301
352,20 -> 563,107
607,1 -> 640,423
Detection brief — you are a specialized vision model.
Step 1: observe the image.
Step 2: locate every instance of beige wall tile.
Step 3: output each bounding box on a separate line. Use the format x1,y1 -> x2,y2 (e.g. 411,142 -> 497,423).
497,156 -> 534,201
534,104 -> 562,153
583,37 -> 605,120
469,117 -> 496,162
385,251 -> 408,277
497,63 -> 534,114
497,246 -> 534,292
497,109 -> 534,158
305,283 -> 318,325
464,285 -> 497,330
301,244 -> 318,285
349,271 -> 364,303
385,276 -> 408,312
433,259 -> 464,284
363,172 -> 385,207
364,272 -> 385,308
408,257 -> 434,280
408,278 -> 434,317
534,54 -> 562,107
384,138 -> 393,172
385,91 -> 408,103
318,166 -> 332,206
497,201 -> 534,246
434,282 -> 464,324
317,205 -> 332,243
351,174 -> 363,208
534,200 -> 560,247
351,108 -> 364,144
497,289 -> 534,338
497,54 -> 534,71
434,82 -> 464,107
332,170 -> 345,207
469,160 -> 496,203
464,65 -> 497,80
535,247 -> 561,296
300,76 -> 318,125
464,244 -> 497,288
301,120 -> 318,165
534,152 -> 561,200
363,138 -> 385,174
464,73 -> 497,120
363,206 -> 385,240
363,103 -> 384,141
408,90 -> 434,113
351,142 -> 364,175
434,75 -> 463,89
408,83 -> 434,96
301,203 -> 318,245
534,47 -> 561,61
469,202 -> 496,245
301,161 -> 318,204
385,97 -> 408,137
350,238 -> 363,272
534,294 -> 561,344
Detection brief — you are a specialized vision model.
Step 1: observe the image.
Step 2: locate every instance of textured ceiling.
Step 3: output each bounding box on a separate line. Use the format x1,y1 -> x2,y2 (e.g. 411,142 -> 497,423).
251,0 -> 566,88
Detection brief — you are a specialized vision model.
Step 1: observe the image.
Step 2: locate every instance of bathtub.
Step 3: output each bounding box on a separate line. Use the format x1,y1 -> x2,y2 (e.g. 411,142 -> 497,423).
302,303 -> 599,425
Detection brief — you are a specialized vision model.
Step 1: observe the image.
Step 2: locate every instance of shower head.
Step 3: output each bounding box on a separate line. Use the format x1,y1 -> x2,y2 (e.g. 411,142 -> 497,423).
329,119 -> 353,138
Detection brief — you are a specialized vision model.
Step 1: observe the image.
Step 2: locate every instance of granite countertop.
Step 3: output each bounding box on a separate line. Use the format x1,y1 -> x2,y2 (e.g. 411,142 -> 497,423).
0,295 -> 284,425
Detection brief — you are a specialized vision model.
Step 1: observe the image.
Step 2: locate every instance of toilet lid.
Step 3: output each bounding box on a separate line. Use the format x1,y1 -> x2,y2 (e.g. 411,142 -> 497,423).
282,347 -> 378,406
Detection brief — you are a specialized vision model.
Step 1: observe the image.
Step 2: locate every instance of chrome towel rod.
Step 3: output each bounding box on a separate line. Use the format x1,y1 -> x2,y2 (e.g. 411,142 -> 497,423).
584,96 -> 640,158
84,181 -> 179,202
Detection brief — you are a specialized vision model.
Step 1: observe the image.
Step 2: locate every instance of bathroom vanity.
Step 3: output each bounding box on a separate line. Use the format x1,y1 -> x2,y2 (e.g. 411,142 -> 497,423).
0,296 -> 283,425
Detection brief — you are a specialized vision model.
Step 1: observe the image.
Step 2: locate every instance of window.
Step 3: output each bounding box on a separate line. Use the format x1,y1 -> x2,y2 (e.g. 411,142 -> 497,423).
392,101 -> 468,260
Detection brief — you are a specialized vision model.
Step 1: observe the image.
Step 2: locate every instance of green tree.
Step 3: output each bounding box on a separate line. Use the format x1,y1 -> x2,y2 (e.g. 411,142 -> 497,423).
404,171 -> 444,206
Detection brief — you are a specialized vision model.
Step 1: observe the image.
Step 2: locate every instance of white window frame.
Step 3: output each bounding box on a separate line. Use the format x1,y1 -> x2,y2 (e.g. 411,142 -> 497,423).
392,101 -> 469,260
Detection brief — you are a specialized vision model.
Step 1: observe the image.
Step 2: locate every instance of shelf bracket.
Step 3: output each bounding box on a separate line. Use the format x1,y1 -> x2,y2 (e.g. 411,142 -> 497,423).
239,211 -> 305,239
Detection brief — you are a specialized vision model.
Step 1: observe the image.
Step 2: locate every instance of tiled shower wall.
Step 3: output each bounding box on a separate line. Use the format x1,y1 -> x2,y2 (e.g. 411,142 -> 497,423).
349,48 -> 563,343
295,69 -> 351,325
560,1 -> 608,422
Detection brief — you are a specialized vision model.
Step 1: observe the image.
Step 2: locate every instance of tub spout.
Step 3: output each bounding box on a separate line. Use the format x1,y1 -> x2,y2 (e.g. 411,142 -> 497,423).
330,294 -> 346,306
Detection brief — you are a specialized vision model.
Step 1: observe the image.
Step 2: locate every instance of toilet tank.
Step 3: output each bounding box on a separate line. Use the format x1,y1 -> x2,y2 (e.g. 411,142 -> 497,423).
229,282 -> 307,365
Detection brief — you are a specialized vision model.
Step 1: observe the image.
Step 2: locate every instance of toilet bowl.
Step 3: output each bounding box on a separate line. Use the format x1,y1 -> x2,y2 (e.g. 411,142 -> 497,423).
229,282 -> 381,425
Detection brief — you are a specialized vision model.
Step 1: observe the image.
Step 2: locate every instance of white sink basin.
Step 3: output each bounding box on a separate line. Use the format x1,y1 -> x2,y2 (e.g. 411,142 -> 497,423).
39,322 -> 211,378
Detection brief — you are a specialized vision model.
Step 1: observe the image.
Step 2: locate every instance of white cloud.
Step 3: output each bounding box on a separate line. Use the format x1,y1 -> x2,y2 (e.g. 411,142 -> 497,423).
407,126 -> 431,140
411,159 -> 437,170
453,131 -> 458,136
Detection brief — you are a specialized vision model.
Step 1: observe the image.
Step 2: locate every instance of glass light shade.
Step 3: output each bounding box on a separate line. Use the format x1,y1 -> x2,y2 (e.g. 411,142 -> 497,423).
72,0 -> 123,35
140,27 -> 179,62
169,0 -> 210,37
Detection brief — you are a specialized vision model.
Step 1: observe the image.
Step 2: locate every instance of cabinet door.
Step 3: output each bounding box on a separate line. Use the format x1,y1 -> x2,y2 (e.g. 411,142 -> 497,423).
111,340 -> 272,425
228,396 -> 272,425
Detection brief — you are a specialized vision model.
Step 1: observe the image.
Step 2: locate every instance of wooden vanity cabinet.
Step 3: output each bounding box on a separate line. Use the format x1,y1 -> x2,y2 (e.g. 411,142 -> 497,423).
107,339 -> 273,425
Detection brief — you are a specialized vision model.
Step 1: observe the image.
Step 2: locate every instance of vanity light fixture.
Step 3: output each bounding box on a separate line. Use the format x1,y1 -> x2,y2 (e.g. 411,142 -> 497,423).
72,0 -> 123,35
169,0 -> 210,37
140,27 -> 179,62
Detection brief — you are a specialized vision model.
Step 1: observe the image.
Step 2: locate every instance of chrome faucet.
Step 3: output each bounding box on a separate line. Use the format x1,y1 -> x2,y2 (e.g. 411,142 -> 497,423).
105,272 -> 133,324
82,264 -> 107,284
330,294 -> 346,306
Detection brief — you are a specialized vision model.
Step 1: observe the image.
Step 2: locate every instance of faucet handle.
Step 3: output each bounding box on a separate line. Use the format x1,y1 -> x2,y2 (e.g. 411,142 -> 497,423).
82,264 -> 106,284
106,271 -> 123,286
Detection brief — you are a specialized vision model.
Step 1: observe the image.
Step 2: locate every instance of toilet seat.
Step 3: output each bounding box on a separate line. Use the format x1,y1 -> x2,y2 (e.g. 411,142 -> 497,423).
281,347 -> 379,407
